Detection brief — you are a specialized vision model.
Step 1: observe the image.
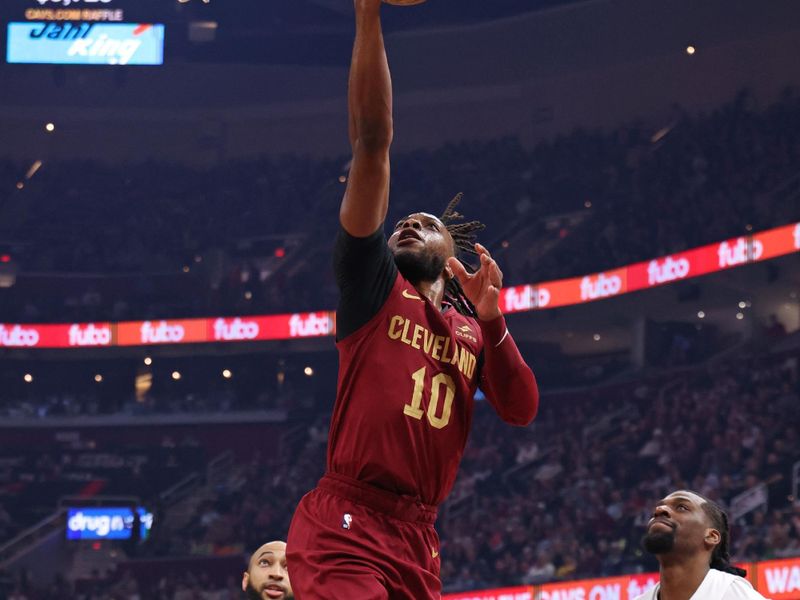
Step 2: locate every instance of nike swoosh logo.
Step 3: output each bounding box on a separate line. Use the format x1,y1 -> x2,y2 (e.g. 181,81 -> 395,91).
402,289 -> 423,301
432,550 -> 439,559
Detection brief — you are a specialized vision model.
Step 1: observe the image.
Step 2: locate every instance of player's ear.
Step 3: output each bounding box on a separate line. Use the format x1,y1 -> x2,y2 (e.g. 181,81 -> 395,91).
242,571 -> 249,592
704,527 -> 721,550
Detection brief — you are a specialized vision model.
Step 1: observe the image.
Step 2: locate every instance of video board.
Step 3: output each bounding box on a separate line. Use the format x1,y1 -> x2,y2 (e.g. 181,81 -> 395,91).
66,506 -> 154,540
7,21 -> 164,64
4,0 -> 170,65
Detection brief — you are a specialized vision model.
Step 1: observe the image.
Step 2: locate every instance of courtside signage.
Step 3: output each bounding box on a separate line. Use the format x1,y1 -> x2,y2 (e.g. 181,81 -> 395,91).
534,573 -> 659,600
444,586 -> 532,600
756,557 -> 800,599
7,22 -> 164,65
445,562 -> 796,600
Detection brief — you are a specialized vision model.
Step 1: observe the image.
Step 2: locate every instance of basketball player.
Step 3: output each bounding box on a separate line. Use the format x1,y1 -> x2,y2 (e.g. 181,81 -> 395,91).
242,540 -> 293,600
286,0 -> 539,598
636,490 -> 766,600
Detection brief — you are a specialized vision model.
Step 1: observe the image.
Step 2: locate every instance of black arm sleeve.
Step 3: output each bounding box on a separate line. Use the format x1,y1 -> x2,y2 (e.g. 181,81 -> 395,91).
334,226 -> 398,340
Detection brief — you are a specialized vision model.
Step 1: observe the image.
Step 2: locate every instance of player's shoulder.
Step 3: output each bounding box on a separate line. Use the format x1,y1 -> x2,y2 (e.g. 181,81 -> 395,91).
725,574 -> 766,599
708,569 -> 765,600
632,585 -> 658,600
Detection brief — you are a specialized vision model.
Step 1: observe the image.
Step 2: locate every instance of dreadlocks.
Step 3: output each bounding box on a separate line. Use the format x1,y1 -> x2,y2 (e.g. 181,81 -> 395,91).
695,493 -> 747,578
440,192 -> 486,318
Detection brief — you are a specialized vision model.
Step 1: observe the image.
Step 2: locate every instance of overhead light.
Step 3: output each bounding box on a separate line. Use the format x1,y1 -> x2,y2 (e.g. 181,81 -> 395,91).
24,373 -> 33,383
304,366 -> 314,376
45,123 -> 55,132
222,369 -> 232,379
584,201 -> 592,208
144,357 -> 153,366
697,311 -> 705,319
182,265 -> 190,273
738,301 -> 746,309
16,182 -> 24,190
26,160 -> 43,180
172,371 -> 181,380
188,21 -> 218,43
736,312 -> 744,320
593,333 -> 601,341
686,45 -> 696,55
244,291 -> 253,300
650,126 -> 672,144
94,374 -> 103,383
338,175 -> 347,183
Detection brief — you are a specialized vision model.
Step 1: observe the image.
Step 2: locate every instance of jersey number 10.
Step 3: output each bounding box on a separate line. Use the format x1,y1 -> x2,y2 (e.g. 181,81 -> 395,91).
403,367 -> 456,429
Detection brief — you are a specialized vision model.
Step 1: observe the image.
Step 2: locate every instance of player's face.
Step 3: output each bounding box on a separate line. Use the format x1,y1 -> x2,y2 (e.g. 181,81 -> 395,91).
643,491 -> 719,556
242,541 -> 293,600
387,212 -> 455,283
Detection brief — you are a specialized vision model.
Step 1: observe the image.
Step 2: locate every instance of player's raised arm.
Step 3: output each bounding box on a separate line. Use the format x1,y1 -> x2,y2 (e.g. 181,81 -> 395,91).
340,0 -> 393,238
449,244 -> 540,426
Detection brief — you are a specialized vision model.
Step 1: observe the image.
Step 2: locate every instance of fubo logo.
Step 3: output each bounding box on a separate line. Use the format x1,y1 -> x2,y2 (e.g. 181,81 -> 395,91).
140,321 -> 185,344
68,323 -> 112,347
718,238 -> 763,268
580,273 -> 622,301
289,313 -> 333,338
213,318 -> 259,341
0,324 -> 40,347
503,286 -> 551,311
647,256 -> 690,286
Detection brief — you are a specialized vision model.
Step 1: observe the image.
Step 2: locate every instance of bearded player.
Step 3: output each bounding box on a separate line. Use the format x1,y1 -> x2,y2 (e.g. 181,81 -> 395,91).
636,490 -> 766,600
286,0 -> 539,598
242,541 -> 294,600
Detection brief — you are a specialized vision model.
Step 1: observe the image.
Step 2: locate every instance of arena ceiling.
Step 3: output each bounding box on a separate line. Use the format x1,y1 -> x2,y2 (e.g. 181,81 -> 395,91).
0,0 -> 592,66
172,0 -> 593,66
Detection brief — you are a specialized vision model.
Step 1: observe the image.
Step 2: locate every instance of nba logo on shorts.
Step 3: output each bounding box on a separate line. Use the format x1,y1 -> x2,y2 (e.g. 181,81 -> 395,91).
342,513 -> 353,530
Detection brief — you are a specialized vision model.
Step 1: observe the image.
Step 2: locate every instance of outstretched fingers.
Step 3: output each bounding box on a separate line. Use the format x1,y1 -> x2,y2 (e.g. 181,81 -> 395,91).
475,243 -> 503,288
447,257 -> 472,284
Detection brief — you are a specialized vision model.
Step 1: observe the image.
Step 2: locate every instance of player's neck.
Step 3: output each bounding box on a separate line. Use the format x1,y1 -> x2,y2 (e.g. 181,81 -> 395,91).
412,278 -> 446,310
657,556 -> 710,600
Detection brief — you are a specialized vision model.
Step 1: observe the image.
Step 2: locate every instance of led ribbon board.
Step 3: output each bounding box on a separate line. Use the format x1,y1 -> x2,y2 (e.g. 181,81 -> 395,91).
7,21 -> 164,65
0,222 -> 797,349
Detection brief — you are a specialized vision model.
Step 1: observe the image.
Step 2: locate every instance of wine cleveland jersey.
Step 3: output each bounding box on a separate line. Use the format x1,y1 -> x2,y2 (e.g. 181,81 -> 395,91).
328,228 -> 484,506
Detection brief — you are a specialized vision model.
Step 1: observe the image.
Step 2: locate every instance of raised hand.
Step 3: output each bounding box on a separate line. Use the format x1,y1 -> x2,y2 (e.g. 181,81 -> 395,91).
447,243 -> 503,321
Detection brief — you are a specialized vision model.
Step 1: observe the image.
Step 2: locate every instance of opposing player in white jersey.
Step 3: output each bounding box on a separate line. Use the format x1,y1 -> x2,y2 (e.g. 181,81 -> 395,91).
636,490 -> 767,600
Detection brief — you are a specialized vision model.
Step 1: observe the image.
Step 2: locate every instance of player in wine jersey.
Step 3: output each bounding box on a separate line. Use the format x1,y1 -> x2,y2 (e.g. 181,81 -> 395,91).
286,0 -> 539,598
635,490 -> 766,600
